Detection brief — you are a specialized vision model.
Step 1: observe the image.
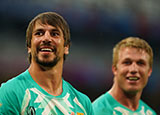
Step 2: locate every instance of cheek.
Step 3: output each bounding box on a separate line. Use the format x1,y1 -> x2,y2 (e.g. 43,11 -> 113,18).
54,39 -> 64,47
114,68 -> 127,83
31,38 -> 40,49
139,69 -> 150,84
32,38 -> 39,45
140,68 -> 149,76
56,39 -> 62,44
30,43 -> 38,54
117,67 -> 128,75
56,39 -> 65,50
142,75 -> 149,88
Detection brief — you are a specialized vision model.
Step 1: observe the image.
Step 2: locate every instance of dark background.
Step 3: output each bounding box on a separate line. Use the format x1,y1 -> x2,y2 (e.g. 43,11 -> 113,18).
0,0 -> 160,114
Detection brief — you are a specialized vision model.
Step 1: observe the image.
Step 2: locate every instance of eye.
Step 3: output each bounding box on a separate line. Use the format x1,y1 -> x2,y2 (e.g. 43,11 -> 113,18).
122,60 -> 132,65
50,31 -> 60,37
137,60 -> 145,66
34,31 -> 44,36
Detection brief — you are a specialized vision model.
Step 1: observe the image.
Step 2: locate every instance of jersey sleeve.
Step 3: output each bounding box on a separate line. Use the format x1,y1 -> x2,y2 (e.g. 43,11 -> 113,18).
75,91 -> 94,115
92,93 -> 113,115
0,83 -> 20,114
85,97 -> 94,115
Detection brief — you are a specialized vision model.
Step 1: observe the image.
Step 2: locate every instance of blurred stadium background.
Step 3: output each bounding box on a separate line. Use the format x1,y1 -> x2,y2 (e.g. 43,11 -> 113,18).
0,0 -> 160,113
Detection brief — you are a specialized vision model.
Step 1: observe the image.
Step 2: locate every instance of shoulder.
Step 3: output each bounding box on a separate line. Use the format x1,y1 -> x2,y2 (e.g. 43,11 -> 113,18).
92,92 -> 113,115
140,100 -> 157,115
0,72 -> 29,104
0,70 -> 28,92
92,92 -> 109,107
0,70 -> 29,112
63,80 -> 94,114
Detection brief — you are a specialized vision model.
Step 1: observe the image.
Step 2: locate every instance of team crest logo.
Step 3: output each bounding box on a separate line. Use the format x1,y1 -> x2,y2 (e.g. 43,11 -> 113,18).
27,106 -> 36,115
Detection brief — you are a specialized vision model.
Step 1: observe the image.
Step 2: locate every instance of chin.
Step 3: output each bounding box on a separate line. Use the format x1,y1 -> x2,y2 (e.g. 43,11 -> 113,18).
126,88 -> 141,94
37,56 -> 60,67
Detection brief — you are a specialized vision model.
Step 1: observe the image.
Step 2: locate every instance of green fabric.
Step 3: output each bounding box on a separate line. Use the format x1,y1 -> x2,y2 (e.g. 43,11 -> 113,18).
92,92 -> 157,115
0,70 -> 94,115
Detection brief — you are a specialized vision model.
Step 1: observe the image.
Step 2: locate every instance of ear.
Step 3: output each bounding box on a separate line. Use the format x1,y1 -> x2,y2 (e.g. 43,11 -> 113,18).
64,46 -> 69,55
28,47 -> 31,54
148,68 -> 152,77
112,65 -> 117,76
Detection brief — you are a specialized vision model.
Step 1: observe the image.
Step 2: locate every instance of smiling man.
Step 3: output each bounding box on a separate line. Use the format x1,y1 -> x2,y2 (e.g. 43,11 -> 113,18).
0,12 -> 94,115
92,37 -> 157,115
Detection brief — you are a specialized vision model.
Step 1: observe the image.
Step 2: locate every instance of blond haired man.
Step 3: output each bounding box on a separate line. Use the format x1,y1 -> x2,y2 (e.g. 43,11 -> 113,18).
93,37 -> 156,115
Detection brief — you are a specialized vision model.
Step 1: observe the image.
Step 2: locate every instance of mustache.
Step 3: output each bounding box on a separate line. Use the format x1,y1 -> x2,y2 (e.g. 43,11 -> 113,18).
37,43 -> 57,53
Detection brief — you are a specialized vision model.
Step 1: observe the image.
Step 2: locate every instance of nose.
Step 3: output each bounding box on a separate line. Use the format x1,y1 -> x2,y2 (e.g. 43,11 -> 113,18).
42,31 -> 52,43
129,63 -> 138,74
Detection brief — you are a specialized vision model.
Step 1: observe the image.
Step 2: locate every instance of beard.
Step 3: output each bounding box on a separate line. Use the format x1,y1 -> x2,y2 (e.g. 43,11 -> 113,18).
34,49 -> 60,68
36,55 -> 60,67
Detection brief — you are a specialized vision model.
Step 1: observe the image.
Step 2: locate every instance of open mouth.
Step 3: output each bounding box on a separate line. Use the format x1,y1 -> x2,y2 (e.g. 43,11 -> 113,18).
38,46 -> 56,53
126,77 -> 140,81
40,48 -> 54,52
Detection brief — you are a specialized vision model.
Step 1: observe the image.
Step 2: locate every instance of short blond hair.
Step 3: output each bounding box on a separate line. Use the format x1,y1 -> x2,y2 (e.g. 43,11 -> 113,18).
112,37 -> 153,68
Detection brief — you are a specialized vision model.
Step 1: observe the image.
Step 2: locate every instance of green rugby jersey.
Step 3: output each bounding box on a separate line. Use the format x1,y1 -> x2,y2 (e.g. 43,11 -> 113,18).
92,92 -> 156,115
0,70 -> 94,115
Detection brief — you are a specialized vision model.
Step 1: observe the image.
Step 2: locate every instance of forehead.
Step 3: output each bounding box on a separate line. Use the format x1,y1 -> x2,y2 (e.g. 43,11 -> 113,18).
118,47 -> 150,61
33,21 -> 62,32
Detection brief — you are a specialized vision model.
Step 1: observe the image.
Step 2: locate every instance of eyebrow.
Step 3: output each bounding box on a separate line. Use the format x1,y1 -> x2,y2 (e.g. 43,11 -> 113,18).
123,58 -> 131,61
137,59 -> 146,62
123,58 -> 146,62
33,28 -> 60,33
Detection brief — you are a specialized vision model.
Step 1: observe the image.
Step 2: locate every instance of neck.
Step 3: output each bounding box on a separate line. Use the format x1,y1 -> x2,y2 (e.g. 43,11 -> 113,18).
108,83 -> 142,111
28,60 -> 64,96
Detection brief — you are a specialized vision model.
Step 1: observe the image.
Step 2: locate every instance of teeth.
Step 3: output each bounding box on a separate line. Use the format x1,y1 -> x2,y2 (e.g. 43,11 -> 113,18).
128,77 -> 139,81
41,48 -> 52,52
